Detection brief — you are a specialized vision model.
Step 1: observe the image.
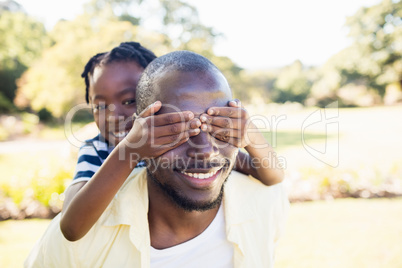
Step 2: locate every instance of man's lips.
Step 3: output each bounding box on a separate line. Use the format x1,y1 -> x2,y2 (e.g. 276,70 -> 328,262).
175,167 -> 223,189
180,168 -> 221,179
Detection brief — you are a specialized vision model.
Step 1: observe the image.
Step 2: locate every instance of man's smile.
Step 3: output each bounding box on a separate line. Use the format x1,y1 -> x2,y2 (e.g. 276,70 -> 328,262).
173,166 -> 226,189
180,168 -> 221,179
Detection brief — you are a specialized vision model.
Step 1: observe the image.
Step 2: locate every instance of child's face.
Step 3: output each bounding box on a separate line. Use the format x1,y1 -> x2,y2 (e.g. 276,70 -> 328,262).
88,61 -> 144,146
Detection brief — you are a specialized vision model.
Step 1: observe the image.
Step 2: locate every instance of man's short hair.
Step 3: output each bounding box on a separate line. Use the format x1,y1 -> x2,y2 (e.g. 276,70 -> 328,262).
136,51 -> 221,114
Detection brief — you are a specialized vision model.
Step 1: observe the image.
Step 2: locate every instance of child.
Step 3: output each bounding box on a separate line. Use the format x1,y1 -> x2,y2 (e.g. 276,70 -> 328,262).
62,42 -> 157,210
61,44 -> 284,241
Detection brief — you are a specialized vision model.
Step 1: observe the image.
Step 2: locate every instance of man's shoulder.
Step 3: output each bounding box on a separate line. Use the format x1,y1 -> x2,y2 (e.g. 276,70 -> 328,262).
99,167 -> 148,227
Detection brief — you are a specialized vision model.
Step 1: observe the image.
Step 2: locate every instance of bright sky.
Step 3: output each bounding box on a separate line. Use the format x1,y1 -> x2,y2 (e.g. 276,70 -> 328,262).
16,0 -> 382,70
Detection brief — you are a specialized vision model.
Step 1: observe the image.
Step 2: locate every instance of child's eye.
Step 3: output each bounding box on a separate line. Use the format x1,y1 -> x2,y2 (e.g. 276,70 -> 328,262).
93,104 -> 107,112
123,99 -> 136,105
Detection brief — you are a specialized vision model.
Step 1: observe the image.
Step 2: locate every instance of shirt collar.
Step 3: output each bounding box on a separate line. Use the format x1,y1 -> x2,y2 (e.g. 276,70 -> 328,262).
224,171 -> 258,225
102,169 -> 256,225
100,168 -> 256,265
223,171 -> 261,265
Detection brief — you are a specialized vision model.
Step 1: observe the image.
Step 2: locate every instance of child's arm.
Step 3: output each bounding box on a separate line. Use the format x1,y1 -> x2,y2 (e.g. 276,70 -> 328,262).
62,181 -> 87,212
62,140 -> 108,212
60,101 -> 201,241
200,100 -> 284,186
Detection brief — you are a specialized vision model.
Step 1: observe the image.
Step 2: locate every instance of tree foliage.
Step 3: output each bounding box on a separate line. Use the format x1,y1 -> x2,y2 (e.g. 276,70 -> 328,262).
16,11 -> 170,117
341,0 -> 402,97
286,0 -> 402,106
271,60 -> 314,104
12,0 -> 401,116
0,9 -> 49,112
15,0 -> 244,118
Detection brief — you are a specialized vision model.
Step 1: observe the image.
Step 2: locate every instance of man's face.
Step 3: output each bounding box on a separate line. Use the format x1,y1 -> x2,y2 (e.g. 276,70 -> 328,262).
147,69 -> 238,212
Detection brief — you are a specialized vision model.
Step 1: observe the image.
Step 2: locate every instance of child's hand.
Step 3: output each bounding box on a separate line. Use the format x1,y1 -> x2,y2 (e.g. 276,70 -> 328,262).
123,101 -> 201,159
200,99 -> 254,148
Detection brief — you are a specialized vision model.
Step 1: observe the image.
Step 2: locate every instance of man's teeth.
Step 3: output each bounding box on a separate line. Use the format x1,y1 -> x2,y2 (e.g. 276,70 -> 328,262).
112,131 -> 129,138
180,169 -> 220,179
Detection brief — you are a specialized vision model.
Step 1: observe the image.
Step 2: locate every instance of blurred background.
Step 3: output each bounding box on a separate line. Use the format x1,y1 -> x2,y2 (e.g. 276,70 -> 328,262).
0,0 -> 401,267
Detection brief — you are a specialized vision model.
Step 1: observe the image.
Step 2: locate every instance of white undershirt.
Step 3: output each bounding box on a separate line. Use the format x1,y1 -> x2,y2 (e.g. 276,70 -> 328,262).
150,204 -> 234,268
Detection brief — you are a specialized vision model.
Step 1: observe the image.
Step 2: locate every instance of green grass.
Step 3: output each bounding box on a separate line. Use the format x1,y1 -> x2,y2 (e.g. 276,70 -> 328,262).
262,131 -> 331,149
276,198 -> 402,268
1,198 -> 401,267
266,106 -> 402,171
0,219 -> 50,268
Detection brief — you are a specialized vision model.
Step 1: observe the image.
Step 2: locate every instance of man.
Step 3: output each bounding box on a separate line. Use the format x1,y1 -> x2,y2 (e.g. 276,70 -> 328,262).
25,51 -> 289,267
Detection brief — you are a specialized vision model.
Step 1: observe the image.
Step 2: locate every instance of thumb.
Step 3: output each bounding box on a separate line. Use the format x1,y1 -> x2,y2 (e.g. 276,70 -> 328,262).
137,101 -> 162,119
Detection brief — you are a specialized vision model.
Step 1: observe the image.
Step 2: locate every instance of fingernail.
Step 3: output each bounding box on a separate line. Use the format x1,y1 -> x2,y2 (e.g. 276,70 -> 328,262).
188,112 -> 194,119
196,120 -> 201,127
208,109 -> 214,115
200,115 -> 207,122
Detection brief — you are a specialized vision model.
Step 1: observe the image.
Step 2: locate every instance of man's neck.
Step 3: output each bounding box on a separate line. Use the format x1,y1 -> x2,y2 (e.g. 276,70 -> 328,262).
147,179 -> 220,249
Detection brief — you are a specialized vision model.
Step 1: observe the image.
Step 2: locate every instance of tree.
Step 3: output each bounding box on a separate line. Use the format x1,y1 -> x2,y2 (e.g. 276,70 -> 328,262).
0,10 -> 49,112
343,0 -> 402,97
0,0 -> 22,13
15,12 -> 170,118
16,0 -> 244,117
84,0 -> 220,50
271,60 -> 314,104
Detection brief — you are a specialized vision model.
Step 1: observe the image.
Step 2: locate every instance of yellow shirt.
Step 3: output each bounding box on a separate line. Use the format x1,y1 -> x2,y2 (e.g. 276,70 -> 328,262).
25,169 -> 289,268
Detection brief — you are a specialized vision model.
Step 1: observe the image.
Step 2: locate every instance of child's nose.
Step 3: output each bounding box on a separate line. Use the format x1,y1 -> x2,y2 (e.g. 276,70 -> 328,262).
108,104 -> 125,117
106,104 -> 128,123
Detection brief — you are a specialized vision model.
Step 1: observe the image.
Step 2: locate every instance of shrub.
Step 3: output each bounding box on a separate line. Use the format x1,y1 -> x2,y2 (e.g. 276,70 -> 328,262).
0,151 -> 74,220
286,163 -> 402,202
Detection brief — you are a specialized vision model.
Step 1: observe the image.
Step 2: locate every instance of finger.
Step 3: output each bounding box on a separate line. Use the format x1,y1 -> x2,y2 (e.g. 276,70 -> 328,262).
156,135 -> 190,154
206,107 -> 245,118
150,111 -> 195,126
228,99 -> 242,108
212,135 -> 242,147
209,126 -> 243,140
137,101 -> 162,118
154,119 -> 201,138
200,114 -> 242,129
155,128 -> 200,147
190,118 -> 202,129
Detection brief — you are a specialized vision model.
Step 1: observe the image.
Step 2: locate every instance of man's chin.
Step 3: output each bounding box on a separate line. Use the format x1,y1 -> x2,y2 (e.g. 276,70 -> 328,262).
147,168 -> 230,212
174,190 -> 224,212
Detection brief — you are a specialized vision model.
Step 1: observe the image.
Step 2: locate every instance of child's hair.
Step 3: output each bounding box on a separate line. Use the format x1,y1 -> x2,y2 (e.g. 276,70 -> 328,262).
81,42 -> 157,104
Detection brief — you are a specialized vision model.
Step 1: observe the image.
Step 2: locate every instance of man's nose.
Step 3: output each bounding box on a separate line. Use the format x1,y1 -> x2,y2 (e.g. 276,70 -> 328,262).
187,131 -> 219,159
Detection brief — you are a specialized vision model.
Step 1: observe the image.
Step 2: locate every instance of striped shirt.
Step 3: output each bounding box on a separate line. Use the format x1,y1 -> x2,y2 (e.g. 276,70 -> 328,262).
71,134 -> 145,185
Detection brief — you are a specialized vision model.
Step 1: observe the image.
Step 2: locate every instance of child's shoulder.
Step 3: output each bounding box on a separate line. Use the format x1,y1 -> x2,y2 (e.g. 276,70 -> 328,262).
78,134 -> 112,159
81,134 -> 110,149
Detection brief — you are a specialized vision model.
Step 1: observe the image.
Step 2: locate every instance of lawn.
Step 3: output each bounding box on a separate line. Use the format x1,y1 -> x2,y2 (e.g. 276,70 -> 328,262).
0,219 -> 50,268
275,198 -> 402,268
1,198 -> 401,267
